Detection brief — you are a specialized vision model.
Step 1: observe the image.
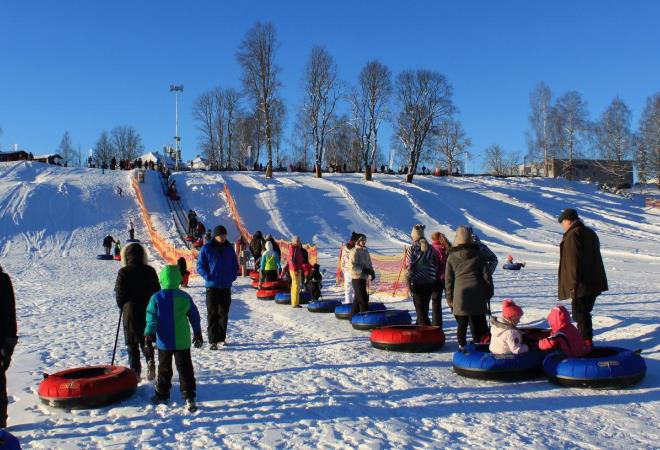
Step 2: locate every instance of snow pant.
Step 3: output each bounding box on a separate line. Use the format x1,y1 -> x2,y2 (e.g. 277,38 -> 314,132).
455,314 -> 489,347
129,229 -> 135,240
206,288 -> 231,344
259,269 -> 278,283
290,270 -> 302,307
155,349 -> 196,401
411,283 -> 433,326
351,279 -> 369,315
572,295 -> 597,340
307,282 -> 321,301
431,279 -> 445,328
343,271 -> 354,304
0,367 -> 6,428
126,338 -> 154,378
104,245 -> 111,255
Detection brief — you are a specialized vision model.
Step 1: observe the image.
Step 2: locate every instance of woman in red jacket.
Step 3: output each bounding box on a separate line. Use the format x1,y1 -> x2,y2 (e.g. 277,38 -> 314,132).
287,236 -> 305,308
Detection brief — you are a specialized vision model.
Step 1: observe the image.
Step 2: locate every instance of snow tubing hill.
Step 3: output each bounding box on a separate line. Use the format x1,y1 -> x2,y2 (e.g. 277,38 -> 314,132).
256,288 -> 283,300
307,299 -> 342,313
452,343 -> 546,381
38,365 -> 138,409
274,291 -> 311,305
96,254 -> 114,260
503,263 -> 523,270
370,325 -> 445,352
542,346 -> 647,389
334,302 -> 386,320
351,309 -> 412,330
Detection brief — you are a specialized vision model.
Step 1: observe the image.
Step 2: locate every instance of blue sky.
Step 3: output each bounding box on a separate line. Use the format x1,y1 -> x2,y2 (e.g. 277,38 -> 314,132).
1,0 -> 658,170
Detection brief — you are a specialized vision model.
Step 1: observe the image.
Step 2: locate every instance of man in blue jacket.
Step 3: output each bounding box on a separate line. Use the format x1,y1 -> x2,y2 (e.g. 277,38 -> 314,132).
197,225 -> 239,350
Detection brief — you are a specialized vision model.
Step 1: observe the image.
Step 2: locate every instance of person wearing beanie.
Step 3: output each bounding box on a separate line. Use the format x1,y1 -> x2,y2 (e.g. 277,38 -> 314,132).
249,230 -> 266,269
286,236 -> 305,308
557,207 -> 608,350
197,224 -> 239,349
405,224 -> 439,326
341,232 -> 359,304
349,233 -> 375,315
430,231 -> 451,328
489,299 -> 529,355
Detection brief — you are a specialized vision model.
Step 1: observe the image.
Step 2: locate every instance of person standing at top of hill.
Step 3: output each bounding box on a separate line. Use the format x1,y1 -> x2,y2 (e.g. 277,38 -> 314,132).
350,234 -> 375,315
128,220 -> 135,240
557,208 -> 608,350
465,226 -> 498,276
197,225 -> 239,350
0,265 -> 17,429
115,243 -> 161,380
406,224 -> 439,326
249,231 -> 265,269
286,236 -> 306,308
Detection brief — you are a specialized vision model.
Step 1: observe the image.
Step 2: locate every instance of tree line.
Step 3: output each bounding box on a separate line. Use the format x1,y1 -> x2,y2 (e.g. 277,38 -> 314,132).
52,126 -> 144,168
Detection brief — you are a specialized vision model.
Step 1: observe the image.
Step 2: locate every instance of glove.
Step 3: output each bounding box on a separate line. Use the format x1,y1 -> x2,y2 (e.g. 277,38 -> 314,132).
446,299 -> 454,311
192,334 -> 204,349
145,334 -> 156,345
369,268 -> 376,281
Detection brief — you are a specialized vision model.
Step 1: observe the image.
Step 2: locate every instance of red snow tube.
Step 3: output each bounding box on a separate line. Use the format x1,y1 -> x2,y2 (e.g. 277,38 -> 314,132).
193,239 -> 204,248
370,325 -> 446,352
251,279 -> 289,290
248,271 -> 260,281
113,254 -> 121,261
256,288 -> 285,300
38,365 -> 138,409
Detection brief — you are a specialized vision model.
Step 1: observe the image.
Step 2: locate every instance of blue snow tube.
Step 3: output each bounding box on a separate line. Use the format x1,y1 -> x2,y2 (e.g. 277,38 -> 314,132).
542,346 -> 646,389
503,263 -> 523,270
452,343 -> 547,381
126,239 -> 140,243
351,309 -> 412,331
307,299 -> 342,313
274,291 -> 311,305
334,302 -> 386,320
96,254 -> 114,260
0,429 -> 20,450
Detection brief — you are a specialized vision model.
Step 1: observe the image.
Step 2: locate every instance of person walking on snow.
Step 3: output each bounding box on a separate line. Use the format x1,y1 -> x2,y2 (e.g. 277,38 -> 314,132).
115,243 -> 161,380
341,233 -> 358,304
406,224 -> 439,326
249,231 -> 265,269
177,257 -> 190,288
430,231 -> 451,328
286,236 -> 305,308
128,221 -> 135,240
350,233 -> 375,315
103,235 -> 116,256
197,225 -> 239,349
557,208 -> 608,350
0,265 -> 17,429
114,240 -> 122,258
145,265 -> 203,411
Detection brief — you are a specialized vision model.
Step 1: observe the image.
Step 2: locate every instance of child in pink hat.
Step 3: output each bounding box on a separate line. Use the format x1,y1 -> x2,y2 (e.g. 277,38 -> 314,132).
489,299 -> 529,354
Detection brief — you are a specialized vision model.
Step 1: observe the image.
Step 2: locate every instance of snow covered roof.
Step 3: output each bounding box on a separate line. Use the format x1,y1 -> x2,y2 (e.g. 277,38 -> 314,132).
138,151 -> 188,169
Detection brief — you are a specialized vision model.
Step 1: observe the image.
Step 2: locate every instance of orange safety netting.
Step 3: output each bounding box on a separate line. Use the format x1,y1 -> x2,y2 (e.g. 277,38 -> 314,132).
335,245 -> 409,297
223,184 -> 318,265
132,177 -> 199,276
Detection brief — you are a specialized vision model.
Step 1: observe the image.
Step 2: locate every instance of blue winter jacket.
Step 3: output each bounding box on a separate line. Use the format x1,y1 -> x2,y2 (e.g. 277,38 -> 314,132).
196,239 -> 239,288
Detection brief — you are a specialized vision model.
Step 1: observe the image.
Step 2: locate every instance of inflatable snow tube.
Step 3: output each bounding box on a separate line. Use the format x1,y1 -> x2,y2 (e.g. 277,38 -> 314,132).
38,365 -> 138,409
370,325 -> 445,352
251,279 -> 289,290
96,254 -> 114,260
351,309 -> 412,331
125,239 -> 140,243
274,291 -> 311,305
334,302 -> 386,320
193,240 -> 204,248
248,271 -> 260,281
0,429 -> 20,450
307,299 -> 342,313
542,346 -> 646,389
452,343 -> 546,381
256,288 -> 282,300
185,235 -> 195,242
503,263 -> 524,270
113,254 -> 121,261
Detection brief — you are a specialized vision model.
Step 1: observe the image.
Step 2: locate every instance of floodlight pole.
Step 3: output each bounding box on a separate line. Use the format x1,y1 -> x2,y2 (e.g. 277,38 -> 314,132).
170,84 -> 184,170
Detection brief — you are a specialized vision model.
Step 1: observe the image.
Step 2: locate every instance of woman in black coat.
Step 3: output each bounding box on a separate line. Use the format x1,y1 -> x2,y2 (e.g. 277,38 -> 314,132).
0,265 -> 17,429
114,243 -> 160,379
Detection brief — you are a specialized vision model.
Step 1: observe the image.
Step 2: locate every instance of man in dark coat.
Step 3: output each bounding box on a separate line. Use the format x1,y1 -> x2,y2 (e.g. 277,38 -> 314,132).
249,231 -> 265,269
197,225 -> 239,350
103,235 -> 116,256
114,243 -> 161,379
557,208 -> 608,347
0,265 -> 18,429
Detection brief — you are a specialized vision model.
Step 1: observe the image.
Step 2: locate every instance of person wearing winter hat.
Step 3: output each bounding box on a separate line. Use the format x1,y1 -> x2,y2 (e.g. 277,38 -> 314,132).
430,231 -> 451,327
405,224 -> 439,326
557,207 -> 607,350
349,233 -> 375,314
341,232 -> 359,304
538,305 -> 589,357
286,236 -> 305,308
489,299 -> 529,355
197,224 -> 239,349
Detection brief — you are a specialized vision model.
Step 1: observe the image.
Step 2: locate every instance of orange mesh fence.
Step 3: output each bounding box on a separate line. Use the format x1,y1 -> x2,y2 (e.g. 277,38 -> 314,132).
132,177 -> 199,276
223,183 -> 318,265
336,245 -> 408,297
645,197 -> 660,208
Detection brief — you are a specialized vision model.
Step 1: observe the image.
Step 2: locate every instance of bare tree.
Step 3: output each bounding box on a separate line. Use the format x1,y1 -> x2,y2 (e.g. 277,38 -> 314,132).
436,117 -> 471,175
527,81 -> 553,176
484,144 -> 507,175
350,61 -> 392,180
58,131 -> 76,167
94,130 -> 114,168
638,92 -> 660,188
223,88 -> 241,169
394,69 -> 454,182
301,46 -> 343,177
593,97 -> 634,186
553,91 -> 590,180
324,115 -> 356,171
270,98 -> 286,169
290,109 -> 313,171
192,90 -> 219,169
236,21 -> 282,178
235,112 -> 259,169
110,126 -> 143,163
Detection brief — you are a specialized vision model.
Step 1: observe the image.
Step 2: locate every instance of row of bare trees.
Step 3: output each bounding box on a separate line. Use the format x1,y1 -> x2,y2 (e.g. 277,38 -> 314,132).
92,126 -> 144,168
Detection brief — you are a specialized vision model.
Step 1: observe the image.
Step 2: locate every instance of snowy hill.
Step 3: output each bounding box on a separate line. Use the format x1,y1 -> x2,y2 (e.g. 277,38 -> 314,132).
1,162 -> 659,449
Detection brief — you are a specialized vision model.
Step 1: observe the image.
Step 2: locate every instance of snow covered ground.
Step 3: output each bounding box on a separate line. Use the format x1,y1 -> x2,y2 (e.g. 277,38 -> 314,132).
1,162 -> 658,449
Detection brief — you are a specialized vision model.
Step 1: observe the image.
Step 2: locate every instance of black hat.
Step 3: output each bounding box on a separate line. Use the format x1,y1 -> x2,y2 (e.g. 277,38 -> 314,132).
558,208 -> 579,223
213,225 -> 228,237
355,233 -> 367,243
350,231 -> 359,242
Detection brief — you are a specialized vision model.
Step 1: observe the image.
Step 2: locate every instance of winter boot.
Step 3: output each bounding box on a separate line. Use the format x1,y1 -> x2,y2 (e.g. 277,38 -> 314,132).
150,392 -> 169,405
186,399 -> 198,413
146,359 -> 156,382
209,343 -> 218,351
